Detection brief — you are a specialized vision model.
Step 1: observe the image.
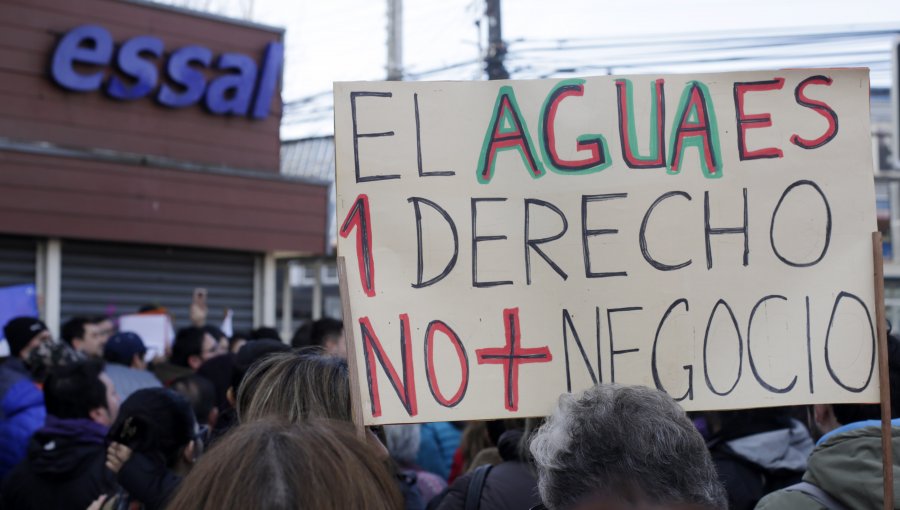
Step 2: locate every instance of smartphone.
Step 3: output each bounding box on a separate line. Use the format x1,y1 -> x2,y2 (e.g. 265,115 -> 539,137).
111,416 -> 146,447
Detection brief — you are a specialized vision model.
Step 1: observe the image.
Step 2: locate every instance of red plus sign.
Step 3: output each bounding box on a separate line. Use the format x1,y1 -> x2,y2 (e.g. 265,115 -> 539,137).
476,307 -> 553,411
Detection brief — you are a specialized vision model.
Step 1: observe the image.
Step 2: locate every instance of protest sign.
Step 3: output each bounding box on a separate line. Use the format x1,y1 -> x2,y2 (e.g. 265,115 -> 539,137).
0,284 -> 39,356
334,69 -> 879,425
118,313 -> 173,361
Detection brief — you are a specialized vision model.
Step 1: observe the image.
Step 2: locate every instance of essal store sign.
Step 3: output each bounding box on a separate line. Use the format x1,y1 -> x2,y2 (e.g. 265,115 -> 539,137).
49,24 -> 283,120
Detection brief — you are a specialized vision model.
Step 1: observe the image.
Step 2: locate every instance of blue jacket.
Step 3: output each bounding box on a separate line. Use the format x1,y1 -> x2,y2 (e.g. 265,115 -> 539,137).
417,422 -> 462,480
0,358 -> 46,481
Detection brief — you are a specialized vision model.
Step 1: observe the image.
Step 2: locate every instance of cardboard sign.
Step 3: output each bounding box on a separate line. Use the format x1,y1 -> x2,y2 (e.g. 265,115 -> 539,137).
334,69 -> 879,425
118,313 -> 174,362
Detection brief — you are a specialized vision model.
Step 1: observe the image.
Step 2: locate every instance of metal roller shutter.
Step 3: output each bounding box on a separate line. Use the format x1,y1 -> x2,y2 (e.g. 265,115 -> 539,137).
61,240 -> 255,333
0,235 -> 37,287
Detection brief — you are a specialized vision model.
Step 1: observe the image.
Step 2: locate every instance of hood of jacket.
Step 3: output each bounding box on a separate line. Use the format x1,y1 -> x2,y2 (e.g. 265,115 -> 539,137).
803,423 -> 900,509
28,415 -> 108,479
724,418 -> 814,472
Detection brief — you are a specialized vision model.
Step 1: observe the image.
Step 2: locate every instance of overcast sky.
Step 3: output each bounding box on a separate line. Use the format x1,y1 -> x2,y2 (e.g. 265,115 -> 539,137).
162,0 -> 900,137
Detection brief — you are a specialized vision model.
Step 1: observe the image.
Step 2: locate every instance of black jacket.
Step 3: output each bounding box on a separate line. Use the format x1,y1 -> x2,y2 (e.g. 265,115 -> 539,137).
116,452 -> 182,510
430,430 -> 541,510
0,416 -> 117,510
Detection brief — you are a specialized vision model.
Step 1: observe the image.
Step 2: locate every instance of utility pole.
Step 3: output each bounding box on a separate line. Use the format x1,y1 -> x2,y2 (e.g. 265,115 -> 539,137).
387,0 -> 403,80
484,0 -> 508,80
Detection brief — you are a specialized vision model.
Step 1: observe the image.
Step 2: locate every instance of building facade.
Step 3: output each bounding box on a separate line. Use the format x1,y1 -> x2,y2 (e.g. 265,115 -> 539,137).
0,0 -> 328,337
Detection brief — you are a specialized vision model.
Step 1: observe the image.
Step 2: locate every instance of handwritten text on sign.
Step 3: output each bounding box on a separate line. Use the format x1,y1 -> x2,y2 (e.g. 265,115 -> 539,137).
334,69 -> 877,425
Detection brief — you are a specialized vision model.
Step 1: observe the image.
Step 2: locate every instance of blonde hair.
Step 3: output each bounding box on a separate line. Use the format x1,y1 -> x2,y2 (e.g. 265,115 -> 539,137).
235,350 -> 351,424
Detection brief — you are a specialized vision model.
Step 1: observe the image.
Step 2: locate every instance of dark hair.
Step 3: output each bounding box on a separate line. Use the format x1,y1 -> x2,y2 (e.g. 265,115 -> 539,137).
171,375 -> 216,426
203,325 -> 226,342
290,322 -> 313,349
196,354 -> 236,411
165,419 -> 403,510
310,318 -> 343,347
44,359 -> 108,419
833,334 -> 900,424
60,317 -> 88,345
249,326 -> 282,342
109,388 -> 196,469
172,327 -> 206,368
230,339 -> 290,393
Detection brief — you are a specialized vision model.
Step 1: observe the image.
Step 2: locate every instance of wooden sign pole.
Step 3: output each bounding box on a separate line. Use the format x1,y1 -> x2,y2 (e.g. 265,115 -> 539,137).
872,232 -> 894,510
337,256 -> 367,439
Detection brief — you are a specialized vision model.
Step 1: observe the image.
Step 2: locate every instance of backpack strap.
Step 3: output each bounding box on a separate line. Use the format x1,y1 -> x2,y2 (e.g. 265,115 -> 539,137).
465,464 -> 493,510
784,481 -> 850,510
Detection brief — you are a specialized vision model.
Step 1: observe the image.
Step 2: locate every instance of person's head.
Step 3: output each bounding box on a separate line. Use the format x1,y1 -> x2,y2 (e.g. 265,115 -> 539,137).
172,327 -> 219,370
530,383 -> 727,510
310,318 -> 346,357
104,331 -> 148,369
236,350 -> 351,424
61,316 -> 106,358
228,333 -> 247,354
203,325 -> 229,354
27,340 -> 82,383
249,326 -> 282,342
93,316 -> 115,344
813,334 -> 900,436
384,424 -> 421,467
3,316 -> 51,361
290,322 -> 312,349
109,388 -> 198,475
171,374 -> 218,428
196,353 -> 236,412
44,359 -> 119,426
228,339 -> 291,402
165,419 -> 402,510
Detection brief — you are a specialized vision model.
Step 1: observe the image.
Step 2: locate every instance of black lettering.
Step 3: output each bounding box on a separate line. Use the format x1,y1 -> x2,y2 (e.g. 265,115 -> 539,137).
704,188 -> 749,269
525,198 -> 569,284
607,306 -> 642,383
471,197 -> 512,288
747,295 -> 797,394
703,299 -> 743,396
561,309 -> 600,392
652,298 -> 693,401
824,291 -> 875,393
408,197 -> 458,288
640,191 -> 693,271
582,193 -> 628,278
770,180 -> 832,267
350,91 -> 400,183
415,93 -> 454,177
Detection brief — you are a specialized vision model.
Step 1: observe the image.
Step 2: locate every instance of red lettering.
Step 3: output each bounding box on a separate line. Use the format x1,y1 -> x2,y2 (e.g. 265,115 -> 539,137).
733,78 -> 785,160
542,82 -> 608,171
616,78 -> 666,168
424,320 -> 469,408
476,308 -> 553,412
669,82 -> 721,177
339,194 -> 375,297
790,75 -> 838,149
359,315 -> 418,417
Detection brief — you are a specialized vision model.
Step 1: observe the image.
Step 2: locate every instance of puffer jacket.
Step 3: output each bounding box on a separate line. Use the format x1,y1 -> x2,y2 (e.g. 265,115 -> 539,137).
709,418 -> 813,510
755,420 -> 900,510
0,358 -> 45,480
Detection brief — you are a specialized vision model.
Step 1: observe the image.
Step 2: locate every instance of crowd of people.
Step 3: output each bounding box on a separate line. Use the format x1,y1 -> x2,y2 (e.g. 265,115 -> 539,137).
0,305 -> 897,509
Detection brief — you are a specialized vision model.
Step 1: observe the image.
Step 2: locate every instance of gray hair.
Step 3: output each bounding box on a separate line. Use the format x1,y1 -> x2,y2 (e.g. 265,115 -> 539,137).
529,383 -> 727,510
384,424 -> 421,466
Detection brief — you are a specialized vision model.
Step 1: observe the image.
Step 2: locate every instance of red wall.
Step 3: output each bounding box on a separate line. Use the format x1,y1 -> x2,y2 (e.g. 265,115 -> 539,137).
0,0 -> 328,254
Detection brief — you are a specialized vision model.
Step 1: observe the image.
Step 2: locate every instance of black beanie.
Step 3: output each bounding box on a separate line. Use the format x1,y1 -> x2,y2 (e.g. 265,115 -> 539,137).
3,317 -> 48,357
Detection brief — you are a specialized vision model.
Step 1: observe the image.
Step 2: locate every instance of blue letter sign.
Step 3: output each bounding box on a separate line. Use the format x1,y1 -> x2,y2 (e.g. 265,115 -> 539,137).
49,24 -> 283,120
